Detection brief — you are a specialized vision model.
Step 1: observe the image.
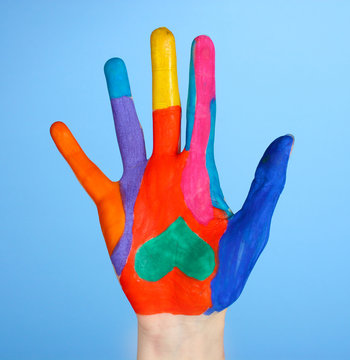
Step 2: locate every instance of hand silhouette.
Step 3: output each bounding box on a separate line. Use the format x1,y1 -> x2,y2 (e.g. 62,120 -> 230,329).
50,27 -> 294,315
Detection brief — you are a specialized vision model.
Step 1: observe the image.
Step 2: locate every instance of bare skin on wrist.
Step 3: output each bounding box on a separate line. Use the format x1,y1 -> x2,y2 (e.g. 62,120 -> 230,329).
137,310 -> 226,360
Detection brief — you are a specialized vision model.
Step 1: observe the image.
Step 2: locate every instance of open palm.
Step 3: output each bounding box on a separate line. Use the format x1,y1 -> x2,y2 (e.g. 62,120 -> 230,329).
51,27 -> 293,316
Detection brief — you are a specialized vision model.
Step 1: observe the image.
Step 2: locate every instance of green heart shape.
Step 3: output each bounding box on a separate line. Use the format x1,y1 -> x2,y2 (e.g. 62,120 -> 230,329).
135,217 -> 215,282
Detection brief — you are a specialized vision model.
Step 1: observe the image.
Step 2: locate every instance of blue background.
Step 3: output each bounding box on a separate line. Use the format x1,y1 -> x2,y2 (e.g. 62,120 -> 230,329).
1,1 -> 349,359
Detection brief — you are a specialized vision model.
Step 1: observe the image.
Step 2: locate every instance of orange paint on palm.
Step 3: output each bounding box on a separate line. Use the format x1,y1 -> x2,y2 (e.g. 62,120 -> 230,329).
120,106 -> 228,315
97,182 -> 125,256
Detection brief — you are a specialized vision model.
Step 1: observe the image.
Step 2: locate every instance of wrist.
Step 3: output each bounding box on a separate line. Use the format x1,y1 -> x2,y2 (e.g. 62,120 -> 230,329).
136,310 -> 226,360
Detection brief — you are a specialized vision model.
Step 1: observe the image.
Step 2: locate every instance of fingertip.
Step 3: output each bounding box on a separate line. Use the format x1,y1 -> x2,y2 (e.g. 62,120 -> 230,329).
150,27 -> 176,68
283,134 -> 295,146
50,122 -> 77,156
151,27 -> 175,45
194,35 -> 215,50
268,134 -> 295,156
191,35 -> 215,81
104,57 -> 131,99
104,57 -> 126,74
280,134 -> 295,156
256,134 -> 295,182
192,35 -> 215,64
50,121 -> 68,140
285,134 -> 295,155
286,133 -> 295,141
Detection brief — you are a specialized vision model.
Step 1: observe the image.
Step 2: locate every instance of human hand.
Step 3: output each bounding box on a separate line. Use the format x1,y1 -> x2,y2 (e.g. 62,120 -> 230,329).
50,27 -> 294,316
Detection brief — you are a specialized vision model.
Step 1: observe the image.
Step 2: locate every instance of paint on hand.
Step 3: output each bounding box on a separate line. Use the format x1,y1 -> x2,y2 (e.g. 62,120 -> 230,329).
135,216 -> 215,281
50,27 -> 294,317
182,36 -> 231,224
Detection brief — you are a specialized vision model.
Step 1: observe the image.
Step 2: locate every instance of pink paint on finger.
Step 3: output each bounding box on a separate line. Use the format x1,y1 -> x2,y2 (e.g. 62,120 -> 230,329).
181,36 -> 215,224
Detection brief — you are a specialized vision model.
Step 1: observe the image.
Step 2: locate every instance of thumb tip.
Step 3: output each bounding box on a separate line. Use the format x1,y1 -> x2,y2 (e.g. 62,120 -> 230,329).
284,134 -> 295,156
285,133 -> 295,141
273,134 -> 295,156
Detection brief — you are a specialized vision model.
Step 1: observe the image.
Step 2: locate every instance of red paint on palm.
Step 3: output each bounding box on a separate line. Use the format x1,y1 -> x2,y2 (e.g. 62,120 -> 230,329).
119,107 -> 228,315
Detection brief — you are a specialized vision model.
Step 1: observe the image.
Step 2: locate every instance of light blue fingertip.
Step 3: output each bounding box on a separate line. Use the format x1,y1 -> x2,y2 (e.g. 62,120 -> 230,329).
104,58 -> 131,99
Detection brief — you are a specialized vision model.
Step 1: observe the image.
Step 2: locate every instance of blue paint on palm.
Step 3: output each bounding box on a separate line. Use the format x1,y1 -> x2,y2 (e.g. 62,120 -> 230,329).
207,135 -> 294,313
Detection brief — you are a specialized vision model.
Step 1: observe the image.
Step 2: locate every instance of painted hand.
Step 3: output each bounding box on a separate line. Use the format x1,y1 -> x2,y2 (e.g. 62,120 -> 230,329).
50,27 -> 294,315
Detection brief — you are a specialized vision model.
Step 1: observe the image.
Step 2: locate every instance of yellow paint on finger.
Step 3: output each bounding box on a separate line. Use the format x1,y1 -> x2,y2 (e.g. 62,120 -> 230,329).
151,27 -> 181,110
